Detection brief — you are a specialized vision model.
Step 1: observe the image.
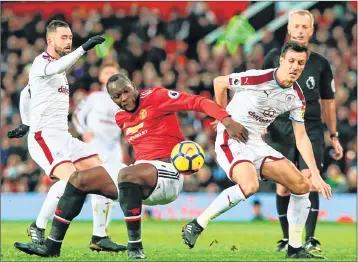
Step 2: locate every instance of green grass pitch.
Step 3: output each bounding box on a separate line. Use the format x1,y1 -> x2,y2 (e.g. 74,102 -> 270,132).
1,220 -> 356,261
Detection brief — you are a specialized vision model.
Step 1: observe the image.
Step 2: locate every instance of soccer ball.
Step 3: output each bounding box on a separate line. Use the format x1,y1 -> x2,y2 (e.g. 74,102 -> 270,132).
170,141 -> 205,174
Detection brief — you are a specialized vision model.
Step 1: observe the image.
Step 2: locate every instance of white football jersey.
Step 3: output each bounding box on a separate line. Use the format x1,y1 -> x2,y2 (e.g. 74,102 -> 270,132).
73,90 -> 121,147
28,47 -> 85,132
217,69 -> 306,140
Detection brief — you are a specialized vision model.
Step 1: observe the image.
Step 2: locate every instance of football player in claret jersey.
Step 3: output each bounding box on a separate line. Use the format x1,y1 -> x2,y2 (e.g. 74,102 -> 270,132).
261,10 -> 343,252
14,74 -> 248,259
10,20 -> 126,252
182,42 -> 331,259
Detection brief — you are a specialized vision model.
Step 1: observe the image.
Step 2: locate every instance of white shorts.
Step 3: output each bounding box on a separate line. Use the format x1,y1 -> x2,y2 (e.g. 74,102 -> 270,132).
86,139 -> 123,164
101,160 -> 184,205
27,130 -> 98,177
215,130 -> 284,181
138,160 -> 184,206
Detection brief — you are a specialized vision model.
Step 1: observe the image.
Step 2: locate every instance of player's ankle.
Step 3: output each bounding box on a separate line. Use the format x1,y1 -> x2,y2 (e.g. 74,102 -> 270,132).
193,219 -> 204,231
91,235 -> 107,243
45,238 -> 62,251
287,245 -> 303,254
127,240 -> 143,250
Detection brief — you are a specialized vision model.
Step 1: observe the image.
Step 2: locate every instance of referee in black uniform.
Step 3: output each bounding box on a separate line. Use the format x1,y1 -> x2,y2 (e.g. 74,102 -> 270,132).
261,10 -> 343,252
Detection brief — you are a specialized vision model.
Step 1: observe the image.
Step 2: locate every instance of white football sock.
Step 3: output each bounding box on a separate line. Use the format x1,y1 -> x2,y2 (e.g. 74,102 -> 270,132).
36,180 -> 67,229
105,200 -> 115,229
197,185 -> 246,228
91,194 -> 111,237
287,193 -> 311,248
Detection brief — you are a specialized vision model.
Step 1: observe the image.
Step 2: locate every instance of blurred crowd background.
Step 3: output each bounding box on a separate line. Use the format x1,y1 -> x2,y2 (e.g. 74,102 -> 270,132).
1,2 -> 357,194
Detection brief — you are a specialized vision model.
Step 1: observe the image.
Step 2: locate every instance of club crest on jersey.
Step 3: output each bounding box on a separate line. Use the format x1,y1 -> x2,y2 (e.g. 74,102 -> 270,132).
168,90 -> 180,99
139,109 -> 147,120
285,94 -> 295,108
306,76 -> 315,89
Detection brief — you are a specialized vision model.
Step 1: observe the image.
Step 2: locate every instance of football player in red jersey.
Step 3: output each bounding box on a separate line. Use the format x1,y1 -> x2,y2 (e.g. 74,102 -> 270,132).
15,73 -> 249,259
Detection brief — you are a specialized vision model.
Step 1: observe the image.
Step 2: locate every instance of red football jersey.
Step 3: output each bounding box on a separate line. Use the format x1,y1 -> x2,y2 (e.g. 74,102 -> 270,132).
115,87 -> 229,161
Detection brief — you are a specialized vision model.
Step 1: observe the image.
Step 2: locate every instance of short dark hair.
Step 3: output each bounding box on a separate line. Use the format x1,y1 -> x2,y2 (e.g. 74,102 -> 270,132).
46,20 -> 70,38
280,41 -> 310,58
106,73 -> 131,91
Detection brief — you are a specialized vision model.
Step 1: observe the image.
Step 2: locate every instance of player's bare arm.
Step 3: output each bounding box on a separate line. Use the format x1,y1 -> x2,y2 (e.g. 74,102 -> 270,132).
321,99 -> 343,160
292,122 -> 332,199
213,75 -> 248,142
213,75 -> 230,108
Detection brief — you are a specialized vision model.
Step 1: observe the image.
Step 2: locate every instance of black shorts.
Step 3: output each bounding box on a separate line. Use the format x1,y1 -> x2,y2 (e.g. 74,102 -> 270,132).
267,120 -> 324,171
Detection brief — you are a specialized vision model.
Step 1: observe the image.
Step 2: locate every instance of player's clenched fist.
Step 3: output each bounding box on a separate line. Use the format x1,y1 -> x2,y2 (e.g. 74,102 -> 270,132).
221,117 -> 249,143
82,35 -> 105,51
7,124 -> 29,138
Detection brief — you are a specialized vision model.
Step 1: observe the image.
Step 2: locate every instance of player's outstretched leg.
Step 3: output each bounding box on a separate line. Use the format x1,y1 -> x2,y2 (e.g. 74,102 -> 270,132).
261,159 -> 325,260
304,191 -> 321,252
183,162 -> 256,249
14,167 -> 126,257
275,183 -> 290,252
116,164 -> 158,259
27,180 -> 67,244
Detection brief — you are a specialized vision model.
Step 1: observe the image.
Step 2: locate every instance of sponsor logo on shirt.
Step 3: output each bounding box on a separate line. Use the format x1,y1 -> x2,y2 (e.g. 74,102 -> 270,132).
58,85 -> 69,95
126,122 -> 148,141
262,108 -> 276,118
126,123 -> 144,135
248,111 -> 271,123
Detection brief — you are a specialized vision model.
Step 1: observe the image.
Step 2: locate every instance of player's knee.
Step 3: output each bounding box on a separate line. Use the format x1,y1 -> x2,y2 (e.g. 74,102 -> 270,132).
276,183 -> 290,196
292,176 -> 310,195
118,168 -> 136,183
240,181 -> 259,197
69,170 -> 88,191
301,169 -> 312,180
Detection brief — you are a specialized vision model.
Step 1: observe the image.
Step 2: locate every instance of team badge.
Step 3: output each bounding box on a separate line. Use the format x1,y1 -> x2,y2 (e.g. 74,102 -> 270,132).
139,109 -> 147,120
306,76 -> 315,89
285,94 -> 295,108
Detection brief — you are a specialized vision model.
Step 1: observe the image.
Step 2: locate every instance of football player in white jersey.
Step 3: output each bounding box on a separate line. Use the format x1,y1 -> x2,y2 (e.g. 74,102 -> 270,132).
8,20 -> 126,252
182,42 -> 331,259
72,62 -> 123,244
